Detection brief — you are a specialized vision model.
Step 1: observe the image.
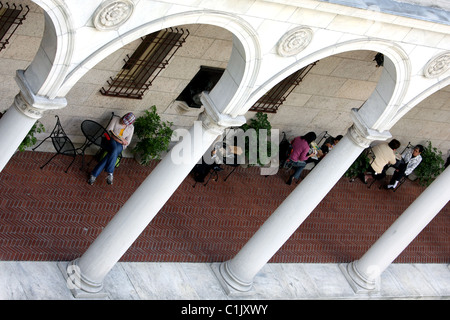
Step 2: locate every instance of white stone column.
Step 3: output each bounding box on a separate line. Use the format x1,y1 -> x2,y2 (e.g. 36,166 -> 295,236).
66,93 -> 245,295
216,109 -> 392,292
0,70 -> 66,172
342,165 -> 450,292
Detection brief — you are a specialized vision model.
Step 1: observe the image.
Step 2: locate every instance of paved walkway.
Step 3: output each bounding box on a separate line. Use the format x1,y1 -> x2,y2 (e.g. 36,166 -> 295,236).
0,151 -> 449,300
0,151 -> 448,264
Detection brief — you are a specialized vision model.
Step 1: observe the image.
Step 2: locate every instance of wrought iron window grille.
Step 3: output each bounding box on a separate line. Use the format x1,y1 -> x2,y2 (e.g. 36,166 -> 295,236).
0,2 -> 29,51
250,62 -> 317,113
100,27 -> 189,99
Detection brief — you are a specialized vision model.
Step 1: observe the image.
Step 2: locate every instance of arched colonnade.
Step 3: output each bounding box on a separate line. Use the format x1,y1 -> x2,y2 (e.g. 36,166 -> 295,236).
0,0 -> 448,295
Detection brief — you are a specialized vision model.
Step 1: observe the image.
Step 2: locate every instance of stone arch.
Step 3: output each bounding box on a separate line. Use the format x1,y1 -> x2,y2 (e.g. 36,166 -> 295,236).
387,75 -> 450,129
59,10 -> 261,116
245,39 -> 411,132
23,0 -> 75,99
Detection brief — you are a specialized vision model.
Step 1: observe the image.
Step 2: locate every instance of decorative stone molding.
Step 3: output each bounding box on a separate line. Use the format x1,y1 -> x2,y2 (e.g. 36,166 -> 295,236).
423,52 -> 450,78
14,70 -> 67,119
62,259 -> 107,298
214,261 -> 253,294
277,27 -> 313,57
93,0 -> 134,31
340,262 -> 379,293
166,100 -> 205,116
348,109 -> 392,148
13,94 -> 44,119
198,92 -> 246,136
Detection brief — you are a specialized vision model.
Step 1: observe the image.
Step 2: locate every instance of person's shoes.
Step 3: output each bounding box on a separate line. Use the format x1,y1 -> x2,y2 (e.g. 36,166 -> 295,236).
387,181 -> 398,189
287,175 -> 294,185
363,174 -> 371,184
88,175 -> 96,185
106,173 -> 113,185
358,173 -> 367,184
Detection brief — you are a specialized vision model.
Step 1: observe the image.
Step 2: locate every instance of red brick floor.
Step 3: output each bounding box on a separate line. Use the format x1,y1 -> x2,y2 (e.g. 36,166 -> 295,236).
0,151 -> 448,264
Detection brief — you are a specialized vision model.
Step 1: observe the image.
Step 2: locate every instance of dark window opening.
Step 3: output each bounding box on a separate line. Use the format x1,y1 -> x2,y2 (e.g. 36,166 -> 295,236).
176,66 -> 225,108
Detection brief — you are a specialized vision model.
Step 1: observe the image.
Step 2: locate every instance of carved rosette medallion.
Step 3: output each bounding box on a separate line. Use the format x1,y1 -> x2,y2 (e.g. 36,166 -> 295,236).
93,0 -> 134,31
277,27 -> 313,57
423,52 -> 450,78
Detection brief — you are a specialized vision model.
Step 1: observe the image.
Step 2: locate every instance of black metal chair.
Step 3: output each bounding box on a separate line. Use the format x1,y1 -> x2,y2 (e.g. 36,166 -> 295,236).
222,141 -> 242,182
316,130 -> 331,147
367,144 -> 417,190
89,112 -> 123,169
192,160 -> 223,187
278,131 -> 292,169
367,164 -> 387,189
364,147 -> 390,189
348,146 -> 376,183
33,115 -> 77,173
388,142 -> 416,192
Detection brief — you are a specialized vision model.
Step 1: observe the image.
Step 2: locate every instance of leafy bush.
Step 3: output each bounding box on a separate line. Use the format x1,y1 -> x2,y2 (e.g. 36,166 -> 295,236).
0,111 -> 45,152
240,112 -> 273,166
415,141 -> 444,186
18,120 -> 45,152
132,106 -> 174,165
344,152 -> 371,179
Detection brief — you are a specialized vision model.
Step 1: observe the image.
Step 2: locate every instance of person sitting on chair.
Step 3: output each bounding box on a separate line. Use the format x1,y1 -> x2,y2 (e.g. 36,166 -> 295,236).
387,144 -> 423,189
88,112 -> 135,185
363,139 -> 401,184
286,132 -> 316,185
321,135 -> 343,155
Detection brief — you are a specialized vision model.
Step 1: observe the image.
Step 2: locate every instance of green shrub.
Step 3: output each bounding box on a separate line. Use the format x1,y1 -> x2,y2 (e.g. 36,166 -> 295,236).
415,141 -> 444,186
132,106 -> 174,165
240,112 -> 273,166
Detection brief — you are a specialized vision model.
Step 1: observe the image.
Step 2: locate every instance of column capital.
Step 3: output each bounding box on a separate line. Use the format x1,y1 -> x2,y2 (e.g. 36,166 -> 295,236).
348,108 -> 392,148
199,92 -> 246,136
14,70 -> 67,119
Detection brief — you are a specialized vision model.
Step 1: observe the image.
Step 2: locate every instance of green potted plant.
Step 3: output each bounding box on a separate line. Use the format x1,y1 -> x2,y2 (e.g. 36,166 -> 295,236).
345,152 -> 371,181
414,141 -> 444,186
239,112 -> 273,166
0,111 -> 45,152
132,105 -> 174,165
18,120 -> 45,152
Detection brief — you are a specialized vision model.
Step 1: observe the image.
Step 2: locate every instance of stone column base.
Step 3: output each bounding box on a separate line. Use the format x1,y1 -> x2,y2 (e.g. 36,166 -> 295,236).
211,262 -> 254,296
339,262 -> 380,294
58,260 -> 108,299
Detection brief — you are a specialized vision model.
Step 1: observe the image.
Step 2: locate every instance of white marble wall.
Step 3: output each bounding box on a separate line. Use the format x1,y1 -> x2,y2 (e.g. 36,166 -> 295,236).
0,261 -> 449,299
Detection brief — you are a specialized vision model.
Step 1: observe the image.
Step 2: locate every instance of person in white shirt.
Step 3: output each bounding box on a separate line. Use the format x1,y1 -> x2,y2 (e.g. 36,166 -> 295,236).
387,144 -> 424,189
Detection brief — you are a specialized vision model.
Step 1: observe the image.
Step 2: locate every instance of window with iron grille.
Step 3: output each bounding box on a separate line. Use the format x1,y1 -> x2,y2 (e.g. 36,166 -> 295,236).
0,2 -> 29,52
100,27 -> 189,99
250,62 -> 317,113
